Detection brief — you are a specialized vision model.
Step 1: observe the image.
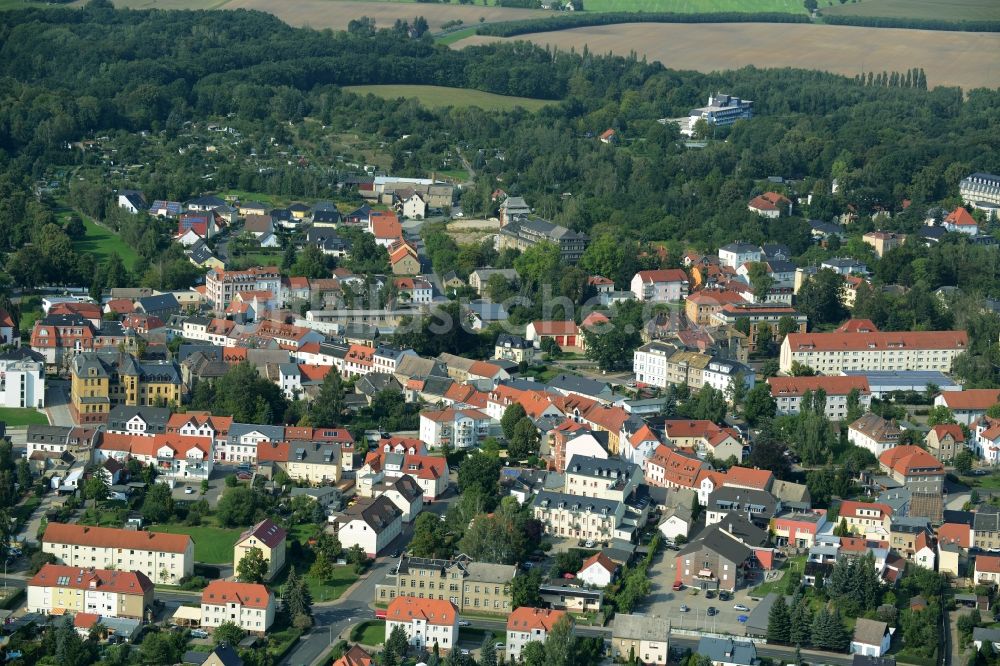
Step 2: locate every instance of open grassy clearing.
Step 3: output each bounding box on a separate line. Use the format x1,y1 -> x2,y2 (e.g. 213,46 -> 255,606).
455,23 -> 1000,91
820,0 -> 1000,21
583,0 -> 805,12
344,84 -> 552,112
148,524 -> 243,564
0,407 -> 48,426
73,214 -> 141,270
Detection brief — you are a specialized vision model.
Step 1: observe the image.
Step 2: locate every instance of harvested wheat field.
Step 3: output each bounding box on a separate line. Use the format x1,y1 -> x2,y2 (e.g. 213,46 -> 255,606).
223,0 -> 547,32
456,23 -> 1000,91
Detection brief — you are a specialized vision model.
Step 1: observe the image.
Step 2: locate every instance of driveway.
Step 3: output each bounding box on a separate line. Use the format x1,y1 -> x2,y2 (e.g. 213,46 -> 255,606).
44,380 -> 73,427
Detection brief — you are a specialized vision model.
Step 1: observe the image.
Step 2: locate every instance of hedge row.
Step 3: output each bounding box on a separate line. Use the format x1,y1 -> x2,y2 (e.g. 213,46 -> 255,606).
474,11 -> 810,37
820,14 -> 1000,33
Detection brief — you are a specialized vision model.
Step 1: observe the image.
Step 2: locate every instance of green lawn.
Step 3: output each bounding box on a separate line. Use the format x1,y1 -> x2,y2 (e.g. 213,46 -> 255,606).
436,26 -> 477,45
820,0 -> 1000,21
274,559 -> 359,602
966,472 -> 1000,490
73,215 -> 141,270
343,85 -> 553,113
148,524 -> 244,564
352,620 -> 386,647
0,407 -> 48,426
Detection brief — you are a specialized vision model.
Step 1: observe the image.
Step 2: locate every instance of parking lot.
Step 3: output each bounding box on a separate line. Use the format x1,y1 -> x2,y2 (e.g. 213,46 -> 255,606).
168,467 -> 235,505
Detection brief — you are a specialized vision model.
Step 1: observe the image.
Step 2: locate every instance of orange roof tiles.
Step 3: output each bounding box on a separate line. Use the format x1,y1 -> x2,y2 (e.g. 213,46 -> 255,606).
768,376 -> 871,397
976,554 -> 1000,574
839,500 -> 893,519
879,445 -> 944,475
835,319 -> 879,333
387,596 -> 456,625
506,606 -> 566,632
938,522 -> 971,548
635,269 -> 689,284
946,207 -> 977,227
723,466 -> 773,490
939,389 -> 1000,410
370,212 -> 402,240
785,330 -> 967,352
43,523 -> 191,553
530,320 -> 579,336
930,424 -> 965,442
298,364 -> 334,382
201,580 -> 273,609
30,564 -> 152,595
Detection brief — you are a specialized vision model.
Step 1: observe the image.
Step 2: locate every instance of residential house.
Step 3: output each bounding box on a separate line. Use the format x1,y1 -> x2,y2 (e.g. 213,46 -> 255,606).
107,405 -> 170,436
257,440 -> 342,485
70,352 -> 182,425
943,207 -> 979,235
41,523 -> 194,585
705,487 -> 778,530
821,257 -> 869,276
850,619 -> 891,657
0,352 -> 45,409
975,555 -> 1000,586
710,303 -> 806,353
27,564 -> 153,619
772,511 -> 827,549
334,496 -> 402,557
974,416 -> 1000,464
718,243 -> 763,270
973,510 -> 1000,552
531,491 -> 625,543
494,334 -> 534,364
630,269 -> 690,303
496,216 -> 589,264
780,330 -> 968,375
935,389 -> 1000,425
576,552 -> 618,588
30,314 -> 127,369
375,475 -> 424,522
117,190 -> 147,214
375,555 -> 515,615
234,519 -> 287,582
925,424 -> 965,463
205,266 -> 281,312
697,637 -> 760,666
768,376 -> 871,420
390,242 -> 421,275
201,580 -> 275,634
369,211 -> 403,247
611,613 -> 670,665
418,408 -> 491,450
333,646 -> 373,666
848,414 -> 903,457
659,504 -> 695,542
0,307 -> 17,347
506,608 -> 568,661
863,232 -> 905,258
468,268 -> 518,296
838,501 -> 893,538
384,596 -> 458,652
878,445 -> 944,521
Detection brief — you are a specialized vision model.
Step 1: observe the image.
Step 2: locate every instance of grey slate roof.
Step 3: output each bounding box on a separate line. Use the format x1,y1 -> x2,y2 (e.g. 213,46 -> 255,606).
227,423 -> 285,445
564,455 -> 640,485
108,405 -> 170,432
532,490 -> 621,516
612,613 -> 669,641
678,521 -> 754,564
547,373 -> 611,399
136,293 -> 180,314
697,638 -> 758,666
853,618 -> 890,646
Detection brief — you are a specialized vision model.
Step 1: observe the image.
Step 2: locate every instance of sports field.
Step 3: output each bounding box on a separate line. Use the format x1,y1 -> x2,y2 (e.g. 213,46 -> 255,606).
343,85 -> 552,112
455,22 -> 1000,91
820,0 -> 1000,21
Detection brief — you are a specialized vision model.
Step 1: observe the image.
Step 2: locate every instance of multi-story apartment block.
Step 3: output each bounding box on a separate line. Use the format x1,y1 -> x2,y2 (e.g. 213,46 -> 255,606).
564,455 -> 641,502
959,172 -> 1000,217
710,303 -> 807,353
27,564 -> 153,619
934,389 -> 1000,425
630,269 -> 690,303
0,353 -> 45,409
973,510 -> 1000,552
780,330 -> 968,374
531,491 -> 625,542
107,405 -> 170,436
689,92 -> 753,130
94,432 -> 213,482
718,242 -> 762,270
70,352 -> 182,425
768,375 -> 872,420
201,580 -> 275,634
222,423 -> 284,464
418,408 -> 492,450
376,555 -> 515,615
838,501 -> 893,538
257,440 -> 342,484
506,608 -> 567,661
30,314 -> 127,369
205,266 -> 281,311
494,334 -> 534,364
925,424 -> 965,463
879,445 -> 945,522
42,523 -> 194,585
496,217 -> 589,264
385,596 -> 458,652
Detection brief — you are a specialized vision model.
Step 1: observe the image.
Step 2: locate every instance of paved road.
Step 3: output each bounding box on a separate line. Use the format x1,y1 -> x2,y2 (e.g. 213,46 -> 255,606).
44,380 -> 73,427
281,488 -> 459,666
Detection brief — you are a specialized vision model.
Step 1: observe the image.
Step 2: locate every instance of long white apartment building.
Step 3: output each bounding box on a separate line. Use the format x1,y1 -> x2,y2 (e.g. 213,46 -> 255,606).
42,523 -> 194,585
779,330 -> 968,375
205,266 -> 281,311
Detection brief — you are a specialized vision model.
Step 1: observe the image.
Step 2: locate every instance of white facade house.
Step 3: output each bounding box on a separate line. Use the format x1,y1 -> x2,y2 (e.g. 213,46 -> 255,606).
630,269 -> 690,303
400,193 -> 427,219
850,619 -> 892,657
632,341 -> 674,389
506,607 -> 567,661
718,243 -> 762,270
201,581 -> 275,634
768,376 -> 872,420
418,408 -> 492,450
576,553 -> 617,588
394,278 -> 433,305
0,356 -> 45,409
334,496 -> 402,558
560,433 -> 610,472
702,358 -> 754,402
385,597 -> 458,651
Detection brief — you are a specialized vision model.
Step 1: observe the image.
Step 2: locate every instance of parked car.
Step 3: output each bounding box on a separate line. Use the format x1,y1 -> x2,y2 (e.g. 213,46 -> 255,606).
737,615 -> 749,623
190,629 -> 209,639
461,649 -> 470,656
679,605 -> 689,613
719,591 -> 731,601
672,581 -> 684,591
184,487 -> 194,494
458,621 -> 471,627
495,643 -> 505,650
705,590 -> 715,599
707,606 -> 718,616
584,540 -> 596,548
734,604 -> 750,612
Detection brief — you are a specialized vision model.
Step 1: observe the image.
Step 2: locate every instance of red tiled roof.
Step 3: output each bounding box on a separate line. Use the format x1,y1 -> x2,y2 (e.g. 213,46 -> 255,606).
723,466 -> 773,491
839,500 -> 892,519
73,612 -> 101,630
298,364 -> 334,382
334,646 -> 374,666
579,552 -> 618,575
30,564 -> 153,595
506,606 -> 566,632
785,330 -> 967,352
878,445 -> 944,475
938,522 -> 971,548
662,420 -> 721,439
939,389 -> 1000,410
530,320 -> 578,336
930,424 -> 965,442
42,523 -> 191,553
835,319 -> 879,333
387,596 -> 456,625
686,290 -> 746,306
201,580 -> 273,609
945,207 -> 977,227
768,376 -> 871,397
370,212 -> 402,240
976,554 -> 1000,575
749,192 -> 790,211
635,269 -> 689,284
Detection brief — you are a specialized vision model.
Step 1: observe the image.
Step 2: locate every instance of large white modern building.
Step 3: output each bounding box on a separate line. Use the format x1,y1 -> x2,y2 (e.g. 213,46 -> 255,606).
0,354 -> 45,409
960,172 -> 1000,218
